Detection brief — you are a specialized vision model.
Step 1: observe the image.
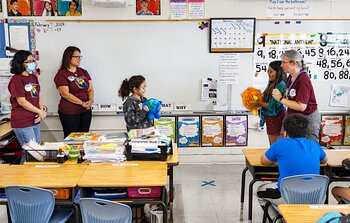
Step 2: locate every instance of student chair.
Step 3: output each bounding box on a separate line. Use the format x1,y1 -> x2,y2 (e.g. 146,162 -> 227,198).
79,198 -> 132,223
5,186 -> 73,223
263,174 -> 329,223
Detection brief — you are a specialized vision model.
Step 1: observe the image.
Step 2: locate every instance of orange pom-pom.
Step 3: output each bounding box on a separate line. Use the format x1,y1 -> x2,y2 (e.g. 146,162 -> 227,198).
241,87 -> 263,114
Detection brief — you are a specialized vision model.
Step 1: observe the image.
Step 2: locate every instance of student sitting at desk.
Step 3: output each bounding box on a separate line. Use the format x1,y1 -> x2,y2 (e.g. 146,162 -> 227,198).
8,50 -> 46,164
118,75 -> 151,131
257,113 -> 327,219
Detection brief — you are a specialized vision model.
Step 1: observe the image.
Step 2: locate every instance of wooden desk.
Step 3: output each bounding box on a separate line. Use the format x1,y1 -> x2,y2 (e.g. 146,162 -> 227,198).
241,148 -> 328,222
78,162 -> 167,187
0,122 -> 12,140
325,149 -> 350,167
279,204 -> 350,223
241,148 -> 279,223
0,164 -> 87,188
78,162 -> 168,223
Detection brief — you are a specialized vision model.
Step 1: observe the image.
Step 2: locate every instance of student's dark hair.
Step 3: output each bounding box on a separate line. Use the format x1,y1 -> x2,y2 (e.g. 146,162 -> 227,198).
283,113 -> 309,138
43,1 -> 55,16
263,60 -> 287,101
60,46 -> 80,70
10,0 -> 17,5
10,50 -> 32,75
118,75 -> 146,100
69,0 -> 79,8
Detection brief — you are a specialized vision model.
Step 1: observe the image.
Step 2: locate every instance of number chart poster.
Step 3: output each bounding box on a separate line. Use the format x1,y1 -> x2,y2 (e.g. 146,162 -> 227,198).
344,115 -> 350,146
320,115 -> 344,146
225,115 -> 248,146
177,116 -> 200,147
201,116 -> 224,147
154,116 -> 176,141
254,33 -> 350,91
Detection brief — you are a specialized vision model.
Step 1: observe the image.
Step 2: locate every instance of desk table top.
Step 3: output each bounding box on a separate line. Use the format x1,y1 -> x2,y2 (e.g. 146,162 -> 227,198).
0,122 -> 12,140
78,161 -> 167,187
279,204 -> 350,223
325,149 -> 350,167
0,164 -> 87,188
242,148 -> 274,167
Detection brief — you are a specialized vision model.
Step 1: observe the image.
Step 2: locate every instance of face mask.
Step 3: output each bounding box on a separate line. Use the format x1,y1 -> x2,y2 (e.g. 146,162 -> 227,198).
26,62 -> 36,74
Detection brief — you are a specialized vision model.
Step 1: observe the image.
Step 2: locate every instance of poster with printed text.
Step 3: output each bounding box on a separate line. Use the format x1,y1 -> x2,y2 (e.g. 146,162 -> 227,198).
188,0 -> 204,19
154,116 -> 176,142
320,115 -> 344,146
225,115 -> 248,146
201,116 -> 224,147
177,116 -> 200,147
57,0 -> 82,16
344,115 -> 350,146
254,32 -> 350,91
266,0 -> 313,18
170,0 -> 186,19
7,0 -> 31,16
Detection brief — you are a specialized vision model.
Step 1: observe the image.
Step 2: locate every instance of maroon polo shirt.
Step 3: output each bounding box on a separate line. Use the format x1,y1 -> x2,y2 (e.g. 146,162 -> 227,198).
8,74 -> 41,128
286,72 -> 318,115
54,67 -> 91,115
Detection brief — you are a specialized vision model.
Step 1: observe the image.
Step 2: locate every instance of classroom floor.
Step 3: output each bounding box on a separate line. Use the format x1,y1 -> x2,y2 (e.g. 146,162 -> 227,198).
172,164 -> 342,223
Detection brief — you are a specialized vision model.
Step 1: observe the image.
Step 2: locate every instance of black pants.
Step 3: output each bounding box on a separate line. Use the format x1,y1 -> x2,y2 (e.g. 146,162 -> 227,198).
58,109 -> 92,138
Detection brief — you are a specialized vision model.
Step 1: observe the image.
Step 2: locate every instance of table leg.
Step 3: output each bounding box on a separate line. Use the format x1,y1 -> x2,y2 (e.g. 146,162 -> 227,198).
160,202 -> 168,223
169,166 -> 174,202
248,179 -> 259,223
240,167 -> 248,221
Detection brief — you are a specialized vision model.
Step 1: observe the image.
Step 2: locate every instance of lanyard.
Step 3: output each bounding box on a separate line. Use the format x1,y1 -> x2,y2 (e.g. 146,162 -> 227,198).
288,70 -> 303,93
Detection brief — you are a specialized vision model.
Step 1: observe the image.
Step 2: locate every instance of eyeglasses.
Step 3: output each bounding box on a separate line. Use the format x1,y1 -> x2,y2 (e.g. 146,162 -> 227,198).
71,56 -> 83,60
282,60 -> 292,64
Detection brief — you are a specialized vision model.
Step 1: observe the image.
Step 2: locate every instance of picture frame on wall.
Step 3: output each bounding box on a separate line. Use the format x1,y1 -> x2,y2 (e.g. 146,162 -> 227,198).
136,0 -> 161,16
210,18 -> 256,53
320,115 -> 344,146
177,116 -> 200,147
224,115 -> 248,146
201,115 -> 224,147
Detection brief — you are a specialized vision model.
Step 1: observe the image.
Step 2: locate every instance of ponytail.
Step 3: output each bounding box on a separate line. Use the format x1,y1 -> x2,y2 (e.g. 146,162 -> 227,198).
118,78 -> 129,100
118,75 -> 146,100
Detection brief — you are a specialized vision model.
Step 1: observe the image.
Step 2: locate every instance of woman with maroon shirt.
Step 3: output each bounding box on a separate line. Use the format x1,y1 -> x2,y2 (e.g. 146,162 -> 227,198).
272,49 -> 320,142
8,50 -> 46,164
54,46 -> 94,138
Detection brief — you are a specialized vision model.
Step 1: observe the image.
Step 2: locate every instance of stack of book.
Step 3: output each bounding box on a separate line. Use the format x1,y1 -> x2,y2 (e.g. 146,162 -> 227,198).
64,132 -> 100,145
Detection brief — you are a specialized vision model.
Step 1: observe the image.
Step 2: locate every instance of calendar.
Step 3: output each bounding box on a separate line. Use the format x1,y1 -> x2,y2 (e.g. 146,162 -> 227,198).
210,18 -> 256,53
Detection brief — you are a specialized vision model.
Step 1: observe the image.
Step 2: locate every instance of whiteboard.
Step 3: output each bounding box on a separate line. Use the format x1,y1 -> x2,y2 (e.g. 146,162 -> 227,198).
33,19 -> 350,113
34,20 -> 251,112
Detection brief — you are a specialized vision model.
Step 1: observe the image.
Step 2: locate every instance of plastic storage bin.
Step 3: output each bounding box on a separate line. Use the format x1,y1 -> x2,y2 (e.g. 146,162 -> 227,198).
127,187 -> 162,198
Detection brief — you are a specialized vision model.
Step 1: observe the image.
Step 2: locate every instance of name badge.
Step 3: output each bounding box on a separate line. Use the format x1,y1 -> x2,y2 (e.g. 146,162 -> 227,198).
24,83 -> 33,92
289,89 -> 296,97
68,76 -> 76,82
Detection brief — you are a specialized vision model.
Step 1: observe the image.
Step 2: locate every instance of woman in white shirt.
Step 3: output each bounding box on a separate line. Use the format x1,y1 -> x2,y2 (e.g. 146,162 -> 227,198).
42,1 -> 57,16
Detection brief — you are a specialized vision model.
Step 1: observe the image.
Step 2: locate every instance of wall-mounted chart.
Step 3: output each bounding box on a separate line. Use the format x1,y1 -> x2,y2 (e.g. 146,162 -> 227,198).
210,18 -> 256,53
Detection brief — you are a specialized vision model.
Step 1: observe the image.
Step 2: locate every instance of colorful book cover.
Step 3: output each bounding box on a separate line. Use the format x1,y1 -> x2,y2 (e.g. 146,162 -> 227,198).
177,116 -> 200,147
57,0 -> 82,16
201,115 -> 223,147
320,115 -> 344,146
32,0 -> 58,16
154,116 -> 176,141
127,127 -> 159,139
345,115 -> 350,146
225,115 -> 248,146
7,0 -> 31,16
64,132 -> 100,144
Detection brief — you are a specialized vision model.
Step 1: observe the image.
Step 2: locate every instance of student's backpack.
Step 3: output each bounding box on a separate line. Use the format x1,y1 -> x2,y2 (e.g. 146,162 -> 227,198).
317,212 -> 350,223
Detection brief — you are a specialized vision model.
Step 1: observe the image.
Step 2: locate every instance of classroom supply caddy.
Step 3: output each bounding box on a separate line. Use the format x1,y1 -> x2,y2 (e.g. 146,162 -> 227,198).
124,137 -> 173,161
127,187 -> 162,198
